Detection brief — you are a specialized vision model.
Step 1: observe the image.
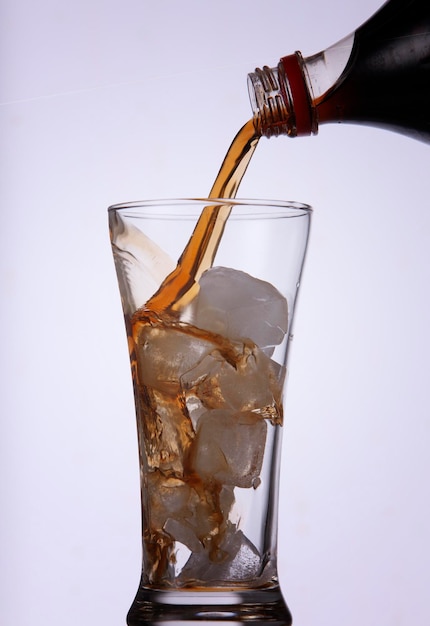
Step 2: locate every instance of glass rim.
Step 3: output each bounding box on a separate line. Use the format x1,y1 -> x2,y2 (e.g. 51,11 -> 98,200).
108,197 -> 312,220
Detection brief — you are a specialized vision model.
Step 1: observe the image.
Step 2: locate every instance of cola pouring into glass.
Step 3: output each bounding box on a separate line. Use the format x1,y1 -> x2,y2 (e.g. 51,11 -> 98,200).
110,0 -> 429,623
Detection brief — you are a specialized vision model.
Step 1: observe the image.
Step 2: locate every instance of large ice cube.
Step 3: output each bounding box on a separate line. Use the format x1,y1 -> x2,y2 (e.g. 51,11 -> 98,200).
180,341 -> 285,424
135,323 -> 221,396
163,484 -> 235,554
192,267 -> 289,354
138,386 -> 195,474
146,471 -> 195,531
178,523 -> 261,582
188,409 -> 267,489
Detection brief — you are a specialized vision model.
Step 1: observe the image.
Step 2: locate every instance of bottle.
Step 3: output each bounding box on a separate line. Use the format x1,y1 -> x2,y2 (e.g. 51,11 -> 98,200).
247,0 -> 430,142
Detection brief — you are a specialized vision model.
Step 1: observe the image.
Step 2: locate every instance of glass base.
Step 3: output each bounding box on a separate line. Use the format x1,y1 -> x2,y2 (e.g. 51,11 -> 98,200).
127,587 -> 292,624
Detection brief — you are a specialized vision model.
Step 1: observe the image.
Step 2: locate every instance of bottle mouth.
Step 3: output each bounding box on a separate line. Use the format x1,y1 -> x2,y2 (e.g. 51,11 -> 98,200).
247,66 -> 292,138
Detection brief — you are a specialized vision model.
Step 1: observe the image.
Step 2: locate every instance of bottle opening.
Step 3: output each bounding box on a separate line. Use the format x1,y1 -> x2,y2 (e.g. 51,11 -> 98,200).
248,54 -> 317,138
247,66 -> 292,138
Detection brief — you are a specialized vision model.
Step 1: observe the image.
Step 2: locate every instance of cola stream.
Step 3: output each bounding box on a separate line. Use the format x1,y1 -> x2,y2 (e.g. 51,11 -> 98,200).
126,118 -> 293,587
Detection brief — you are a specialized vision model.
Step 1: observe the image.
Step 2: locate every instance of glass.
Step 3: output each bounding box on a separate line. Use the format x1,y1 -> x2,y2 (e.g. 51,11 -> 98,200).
108,199 -> 312,624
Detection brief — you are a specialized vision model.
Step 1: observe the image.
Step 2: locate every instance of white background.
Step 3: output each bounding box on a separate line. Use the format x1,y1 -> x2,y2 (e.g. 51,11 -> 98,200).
1,1 -> 429,625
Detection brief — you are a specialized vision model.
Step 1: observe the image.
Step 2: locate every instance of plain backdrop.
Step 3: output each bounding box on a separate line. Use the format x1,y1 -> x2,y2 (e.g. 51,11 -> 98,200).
1,1 -> 429,625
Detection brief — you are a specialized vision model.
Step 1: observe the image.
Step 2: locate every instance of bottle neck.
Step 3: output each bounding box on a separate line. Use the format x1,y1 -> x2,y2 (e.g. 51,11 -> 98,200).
248,52 -> 317,139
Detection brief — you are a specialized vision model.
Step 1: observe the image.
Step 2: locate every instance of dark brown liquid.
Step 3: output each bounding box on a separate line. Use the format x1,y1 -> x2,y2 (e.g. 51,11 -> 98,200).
317,0 -> 430,142
141,118 -> 260,317
132,320 -> 283,585
126,119 -> 285,587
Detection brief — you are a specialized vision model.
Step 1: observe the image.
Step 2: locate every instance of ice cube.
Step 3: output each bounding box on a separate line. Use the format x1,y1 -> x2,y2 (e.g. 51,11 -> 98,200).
145,474 -> 235,556
222,529 -> 262,580
178,523 -> 261,582
164,518 -> 203,554
145,472 -> 196,532
141,387 -> 195,474
180,341 -> 285,422
163,484 -> 236,557
193,267 -> 289,354
135,323 -> 222,396
188,409 -> 267,489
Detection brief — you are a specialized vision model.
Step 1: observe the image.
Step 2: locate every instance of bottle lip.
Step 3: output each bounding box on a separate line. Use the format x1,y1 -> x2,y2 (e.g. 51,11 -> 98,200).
248,53 -> 316,138
247,67 -> 292,138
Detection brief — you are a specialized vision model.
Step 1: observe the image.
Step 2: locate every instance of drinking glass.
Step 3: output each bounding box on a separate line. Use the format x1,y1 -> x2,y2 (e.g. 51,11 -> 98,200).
109,199 -> 312,624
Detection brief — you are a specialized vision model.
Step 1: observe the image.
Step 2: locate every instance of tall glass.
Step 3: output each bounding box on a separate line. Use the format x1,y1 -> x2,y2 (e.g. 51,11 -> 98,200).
109,199 -> 312,624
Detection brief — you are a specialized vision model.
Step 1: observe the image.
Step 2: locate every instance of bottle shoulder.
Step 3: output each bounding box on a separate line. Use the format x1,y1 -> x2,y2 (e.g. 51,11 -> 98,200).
312,0 -> 430,140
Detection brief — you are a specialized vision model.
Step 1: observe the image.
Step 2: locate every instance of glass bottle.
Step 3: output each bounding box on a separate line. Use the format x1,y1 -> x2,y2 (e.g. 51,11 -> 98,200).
247,0 -> 430,142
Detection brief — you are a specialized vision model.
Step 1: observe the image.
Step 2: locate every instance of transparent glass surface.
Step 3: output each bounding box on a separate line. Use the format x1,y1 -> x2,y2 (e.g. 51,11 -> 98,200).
108,199 -> 312,624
